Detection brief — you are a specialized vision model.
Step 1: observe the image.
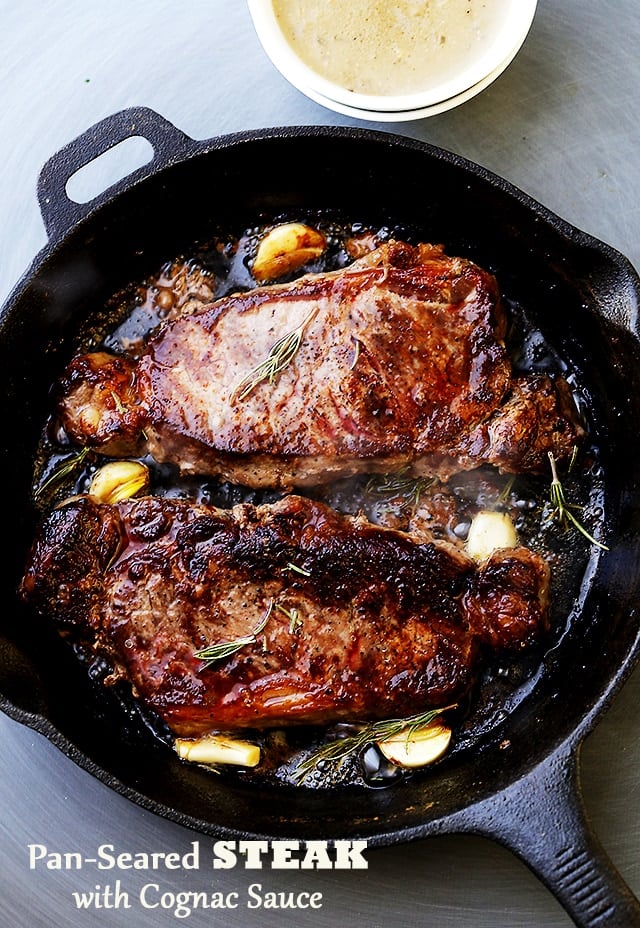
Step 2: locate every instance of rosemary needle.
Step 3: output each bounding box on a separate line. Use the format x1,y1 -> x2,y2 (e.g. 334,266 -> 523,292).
230,308 -> 318,403
350,336 -> 361,370
282,561 -> 311,577
547,451 -> 608,551
274,602 -> 303,633
498,474 -> 516,504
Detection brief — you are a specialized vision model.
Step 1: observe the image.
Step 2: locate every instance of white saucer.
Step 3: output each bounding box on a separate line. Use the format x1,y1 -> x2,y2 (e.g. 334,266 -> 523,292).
248,0 -> 538,121
296,40 -> 532,122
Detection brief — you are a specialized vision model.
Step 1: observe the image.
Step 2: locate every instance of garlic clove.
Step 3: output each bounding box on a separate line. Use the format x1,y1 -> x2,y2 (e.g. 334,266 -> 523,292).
377,721 -> 451,769
88,460 -> 150,505
174,734 -> 261,768
466,510 -> 518,561
252,222 -> 326,282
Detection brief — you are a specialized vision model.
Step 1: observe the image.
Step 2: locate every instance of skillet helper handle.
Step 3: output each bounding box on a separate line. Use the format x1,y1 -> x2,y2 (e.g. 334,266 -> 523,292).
468,742 -> 640,927
36,106 -> 195,240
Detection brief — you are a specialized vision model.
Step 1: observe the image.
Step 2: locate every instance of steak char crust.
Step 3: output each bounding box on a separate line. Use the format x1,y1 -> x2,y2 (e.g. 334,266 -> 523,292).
20,494 -> 550,737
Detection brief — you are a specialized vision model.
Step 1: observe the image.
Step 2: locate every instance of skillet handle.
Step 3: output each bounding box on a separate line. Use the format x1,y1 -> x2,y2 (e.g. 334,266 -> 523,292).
36,106 -> 196,240
465,742 -> 640,927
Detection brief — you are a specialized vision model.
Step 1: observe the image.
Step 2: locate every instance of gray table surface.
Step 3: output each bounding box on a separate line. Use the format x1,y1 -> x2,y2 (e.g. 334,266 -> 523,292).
2,2 -> 640,925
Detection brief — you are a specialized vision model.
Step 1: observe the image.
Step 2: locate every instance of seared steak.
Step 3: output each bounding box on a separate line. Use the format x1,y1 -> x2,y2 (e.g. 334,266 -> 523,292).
20,494 -> 550,737
53,242 -> 585,488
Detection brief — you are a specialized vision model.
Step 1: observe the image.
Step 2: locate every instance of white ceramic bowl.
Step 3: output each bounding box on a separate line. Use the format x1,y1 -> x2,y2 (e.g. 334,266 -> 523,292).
248,0 -> 538,120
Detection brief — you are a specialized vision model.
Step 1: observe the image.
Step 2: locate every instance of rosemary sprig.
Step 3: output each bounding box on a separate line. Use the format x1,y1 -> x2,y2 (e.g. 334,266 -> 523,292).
230,308 -> 318,403
365,468 -> 436,510
34,446 -> 91,501
547,451 -> 608,550
195,600 -> 274,668
292,705 -> 455,783
568,444 -> 579,474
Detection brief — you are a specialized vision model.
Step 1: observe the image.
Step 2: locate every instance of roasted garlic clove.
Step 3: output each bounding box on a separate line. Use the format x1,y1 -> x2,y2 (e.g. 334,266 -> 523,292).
377,721 -> 452,768
174,734 -> 261,768
88,460 -> 150,504
252,222 -> 326,282
466,510 -> 518,561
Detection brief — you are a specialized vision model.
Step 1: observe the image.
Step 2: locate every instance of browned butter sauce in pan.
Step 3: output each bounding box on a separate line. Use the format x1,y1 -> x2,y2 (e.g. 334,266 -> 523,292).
33,215 -> 605,790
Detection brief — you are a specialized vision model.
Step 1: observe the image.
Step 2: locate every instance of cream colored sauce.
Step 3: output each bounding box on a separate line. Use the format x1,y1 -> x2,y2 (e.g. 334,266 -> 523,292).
272,0 -> 512,97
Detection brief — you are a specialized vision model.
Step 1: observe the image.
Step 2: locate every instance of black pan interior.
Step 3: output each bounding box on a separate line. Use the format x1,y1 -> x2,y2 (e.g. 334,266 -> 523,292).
2,127 -> 640,840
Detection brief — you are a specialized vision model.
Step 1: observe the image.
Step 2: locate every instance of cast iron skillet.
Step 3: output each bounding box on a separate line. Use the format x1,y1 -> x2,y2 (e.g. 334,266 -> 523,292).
2,108 -> 640,927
